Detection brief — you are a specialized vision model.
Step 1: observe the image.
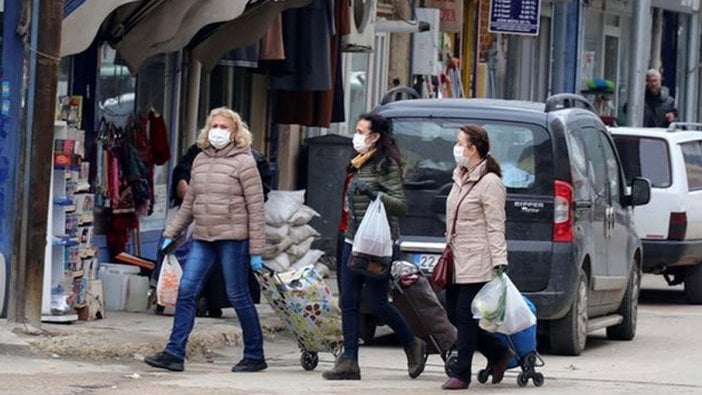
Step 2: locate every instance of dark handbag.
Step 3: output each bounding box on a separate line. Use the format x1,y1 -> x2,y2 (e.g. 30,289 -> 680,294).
430,174 -> 485,290
348,252 -> 393,279
431,247 -> 454,290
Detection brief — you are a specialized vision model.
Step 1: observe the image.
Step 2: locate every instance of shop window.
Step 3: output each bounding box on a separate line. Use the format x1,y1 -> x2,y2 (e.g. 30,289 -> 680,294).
135,54 -> 169,232
348,52 -> 370,130
97,45 -> 136,128
136,55 -> 166,115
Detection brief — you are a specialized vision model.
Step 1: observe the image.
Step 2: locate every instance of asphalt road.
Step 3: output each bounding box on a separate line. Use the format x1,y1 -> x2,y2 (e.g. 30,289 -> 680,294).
0,275 -> 700,395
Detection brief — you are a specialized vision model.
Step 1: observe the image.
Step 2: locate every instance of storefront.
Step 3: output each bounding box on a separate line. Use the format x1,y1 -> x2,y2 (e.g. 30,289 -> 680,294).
580,0 -> 634,122
649,0 -> 701,122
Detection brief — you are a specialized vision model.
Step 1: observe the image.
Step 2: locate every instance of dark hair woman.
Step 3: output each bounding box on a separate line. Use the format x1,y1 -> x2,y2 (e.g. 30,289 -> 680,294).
441,124 -> 514,390
323,112 -> 427,380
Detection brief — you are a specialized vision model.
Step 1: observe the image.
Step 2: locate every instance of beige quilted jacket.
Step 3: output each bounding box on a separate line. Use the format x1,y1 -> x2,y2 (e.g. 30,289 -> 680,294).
164,143 -> 265,255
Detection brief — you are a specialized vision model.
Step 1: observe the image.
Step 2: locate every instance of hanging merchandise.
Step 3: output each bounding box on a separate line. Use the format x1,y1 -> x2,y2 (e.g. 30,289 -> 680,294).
94,110 -> 170,256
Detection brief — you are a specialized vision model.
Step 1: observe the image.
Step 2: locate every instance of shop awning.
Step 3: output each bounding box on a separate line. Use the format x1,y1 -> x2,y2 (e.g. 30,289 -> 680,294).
113,0 -> 249,72
192,0 -> 312,72
61,0 -> 140,57
61,0 -> 310,73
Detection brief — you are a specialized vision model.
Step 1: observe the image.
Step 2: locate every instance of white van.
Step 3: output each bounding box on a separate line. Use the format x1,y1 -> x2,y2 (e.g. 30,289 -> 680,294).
611,124 -> 702,303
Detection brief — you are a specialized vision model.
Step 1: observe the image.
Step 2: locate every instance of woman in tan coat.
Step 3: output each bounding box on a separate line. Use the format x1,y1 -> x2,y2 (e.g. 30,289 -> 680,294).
144,107 -> 267,373
441,125 -> 514,390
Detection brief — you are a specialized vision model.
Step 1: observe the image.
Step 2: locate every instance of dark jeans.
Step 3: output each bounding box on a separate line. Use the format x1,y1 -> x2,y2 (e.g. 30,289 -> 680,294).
339,241 -> 414,360
165,240 -> 264,361
445,282 -> 509,382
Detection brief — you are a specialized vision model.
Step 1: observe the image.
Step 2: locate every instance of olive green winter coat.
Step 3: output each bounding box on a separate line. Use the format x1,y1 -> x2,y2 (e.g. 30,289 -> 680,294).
345,156 -> 406,242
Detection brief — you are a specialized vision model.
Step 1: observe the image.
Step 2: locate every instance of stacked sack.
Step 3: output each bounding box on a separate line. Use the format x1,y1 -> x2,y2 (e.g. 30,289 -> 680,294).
263,190 -> 328,276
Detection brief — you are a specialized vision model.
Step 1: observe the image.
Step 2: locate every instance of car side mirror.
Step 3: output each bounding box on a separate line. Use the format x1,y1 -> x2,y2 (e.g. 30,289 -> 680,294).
629,177 -> 651,206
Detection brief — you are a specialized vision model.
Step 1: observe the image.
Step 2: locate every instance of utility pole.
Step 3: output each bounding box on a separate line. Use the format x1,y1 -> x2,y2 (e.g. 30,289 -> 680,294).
9,0 -> 62,326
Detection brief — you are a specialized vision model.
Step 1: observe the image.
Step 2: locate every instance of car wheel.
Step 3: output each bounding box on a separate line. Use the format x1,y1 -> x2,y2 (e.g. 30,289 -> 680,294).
359,314 -> 377,344
684,263 -> 702,304
550,268 -> 588,355
607,262 -> 640,340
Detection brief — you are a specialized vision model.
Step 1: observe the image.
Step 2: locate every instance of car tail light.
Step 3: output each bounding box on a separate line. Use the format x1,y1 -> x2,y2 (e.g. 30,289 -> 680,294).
668,212 -> 687,241
553,180 -> 574,242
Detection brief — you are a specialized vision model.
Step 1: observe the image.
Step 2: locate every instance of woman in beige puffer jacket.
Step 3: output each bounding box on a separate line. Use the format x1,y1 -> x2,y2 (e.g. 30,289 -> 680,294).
440,125 -> 513,390
145,107 -> 267,374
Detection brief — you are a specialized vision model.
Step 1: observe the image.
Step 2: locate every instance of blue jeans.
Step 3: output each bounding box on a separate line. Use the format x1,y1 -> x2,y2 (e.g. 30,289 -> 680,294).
339,242 -> 414,360
165,240 -> 264,361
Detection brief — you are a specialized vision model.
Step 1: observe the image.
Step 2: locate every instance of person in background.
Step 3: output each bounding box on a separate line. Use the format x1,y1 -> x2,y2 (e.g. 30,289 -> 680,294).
644,69 -> 677,127
441,124 -> 514,390
144,107 -> 267,373
323,112 -> 426,381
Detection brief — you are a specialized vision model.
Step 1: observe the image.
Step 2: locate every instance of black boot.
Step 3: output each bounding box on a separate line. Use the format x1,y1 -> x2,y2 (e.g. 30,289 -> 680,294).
403,337 -> 427,379
231,358 -> 268,372
322,356 -> 361,380
144,351 -> 184,372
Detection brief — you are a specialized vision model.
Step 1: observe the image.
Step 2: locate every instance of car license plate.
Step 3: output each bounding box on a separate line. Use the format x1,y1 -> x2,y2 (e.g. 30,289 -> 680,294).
413,253 -> 440,273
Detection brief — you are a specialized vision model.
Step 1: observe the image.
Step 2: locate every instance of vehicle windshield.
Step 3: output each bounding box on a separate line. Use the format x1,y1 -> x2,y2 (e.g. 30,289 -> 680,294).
393,118 -> 552,194
613,136 -> 672,188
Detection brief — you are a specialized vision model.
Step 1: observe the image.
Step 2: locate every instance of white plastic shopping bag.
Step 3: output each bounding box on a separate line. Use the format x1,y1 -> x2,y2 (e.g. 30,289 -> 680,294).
352,196 -> 393,258
157,254 -> 182,307
471,273 -> 536,335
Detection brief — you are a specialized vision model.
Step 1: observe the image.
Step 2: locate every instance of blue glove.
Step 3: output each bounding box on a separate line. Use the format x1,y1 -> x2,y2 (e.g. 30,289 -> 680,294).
160,237 -> 175,252
353,181 -> 378,199
250,255 -> 264,272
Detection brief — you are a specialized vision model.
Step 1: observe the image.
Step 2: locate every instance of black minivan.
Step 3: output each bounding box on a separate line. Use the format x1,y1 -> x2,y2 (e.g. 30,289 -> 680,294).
374,94 -> 651,355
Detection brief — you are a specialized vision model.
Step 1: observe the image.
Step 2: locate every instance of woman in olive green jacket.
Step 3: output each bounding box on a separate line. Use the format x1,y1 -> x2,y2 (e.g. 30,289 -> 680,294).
323,113 -> 426,381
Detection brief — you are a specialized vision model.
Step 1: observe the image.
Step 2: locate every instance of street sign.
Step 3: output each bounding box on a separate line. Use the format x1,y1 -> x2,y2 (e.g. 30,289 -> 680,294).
488,0 -> 541,36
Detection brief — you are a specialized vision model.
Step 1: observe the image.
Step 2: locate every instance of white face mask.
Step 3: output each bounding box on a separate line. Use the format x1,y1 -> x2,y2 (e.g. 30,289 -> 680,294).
453,144 -> 468,167
208,127 -> 231,149
353,133 -> 372,154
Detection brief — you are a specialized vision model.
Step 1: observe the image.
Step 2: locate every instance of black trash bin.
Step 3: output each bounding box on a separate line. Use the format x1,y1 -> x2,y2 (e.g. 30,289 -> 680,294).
302,134 -> 352,263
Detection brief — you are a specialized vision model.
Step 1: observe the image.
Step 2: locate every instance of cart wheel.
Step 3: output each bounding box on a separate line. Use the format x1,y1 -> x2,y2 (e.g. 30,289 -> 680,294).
477,369 -> 490,384
444,354 -> 459,377
517,372 -> 529,387
300,351 -> 319,371
533,373 -> 545,387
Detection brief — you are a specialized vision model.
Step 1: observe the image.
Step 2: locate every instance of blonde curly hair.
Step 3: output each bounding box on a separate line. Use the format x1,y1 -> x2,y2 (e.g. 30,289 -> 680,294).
197,107 -> 253,149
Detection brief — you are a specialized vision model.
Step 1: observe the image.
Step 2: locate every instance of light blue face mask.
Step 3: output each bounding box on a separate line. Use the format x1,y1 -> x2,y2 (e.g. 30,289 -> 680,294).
208,127 -> 231,149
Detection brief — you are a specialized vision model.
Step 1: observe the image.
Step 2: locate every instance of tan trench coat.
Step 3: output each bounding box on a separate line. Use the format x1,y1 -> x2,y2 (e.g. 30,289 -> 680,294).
446,160 -> 508,284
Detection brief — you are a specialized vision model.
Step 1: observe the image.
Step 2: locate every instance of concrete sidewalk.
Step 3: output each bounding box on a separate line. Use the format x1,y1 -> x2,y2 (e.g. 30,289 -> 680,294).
1,271 -> 338,362
0,304 -> 285,362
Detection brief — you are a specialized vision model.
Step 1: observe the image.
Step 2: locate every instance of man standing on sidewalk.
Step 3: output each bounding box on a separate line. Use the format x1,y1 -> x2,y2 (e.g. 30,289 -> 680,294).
644,69 -> 677,127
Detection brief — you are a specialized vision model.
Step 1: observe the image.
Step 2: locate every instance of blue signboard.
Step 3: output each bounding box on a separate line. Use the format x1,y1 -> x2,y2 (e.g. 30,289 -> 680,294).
489,0 -> 541,36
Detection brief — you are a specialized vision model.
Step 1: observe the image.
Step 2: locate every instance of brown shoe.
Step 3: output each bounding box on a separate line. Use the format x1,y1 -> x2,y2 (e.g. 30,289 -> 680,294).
441,377 -> 469,390
491,349 -> 516,384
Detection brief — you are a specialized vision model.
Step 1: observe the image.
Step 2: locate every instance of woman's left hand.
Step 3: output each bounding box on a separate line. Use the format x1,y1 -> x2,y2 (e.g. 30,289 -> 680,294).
250,255 -> 264,272
353,181 -> 378,199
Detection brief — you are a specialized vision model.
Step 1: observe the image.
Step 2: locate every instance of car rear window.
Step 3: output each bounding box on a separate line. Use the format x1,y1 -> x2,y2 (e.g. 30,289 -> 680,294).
681,141 -> 702,191
613,136 -> 671,188
392,118 -> 552,194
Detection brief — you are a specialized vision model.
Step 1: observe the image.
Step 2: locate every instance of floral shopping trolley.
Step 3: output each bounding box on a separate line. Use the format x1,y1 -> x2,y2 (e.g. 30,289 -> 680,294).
255,265 -> 343,370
